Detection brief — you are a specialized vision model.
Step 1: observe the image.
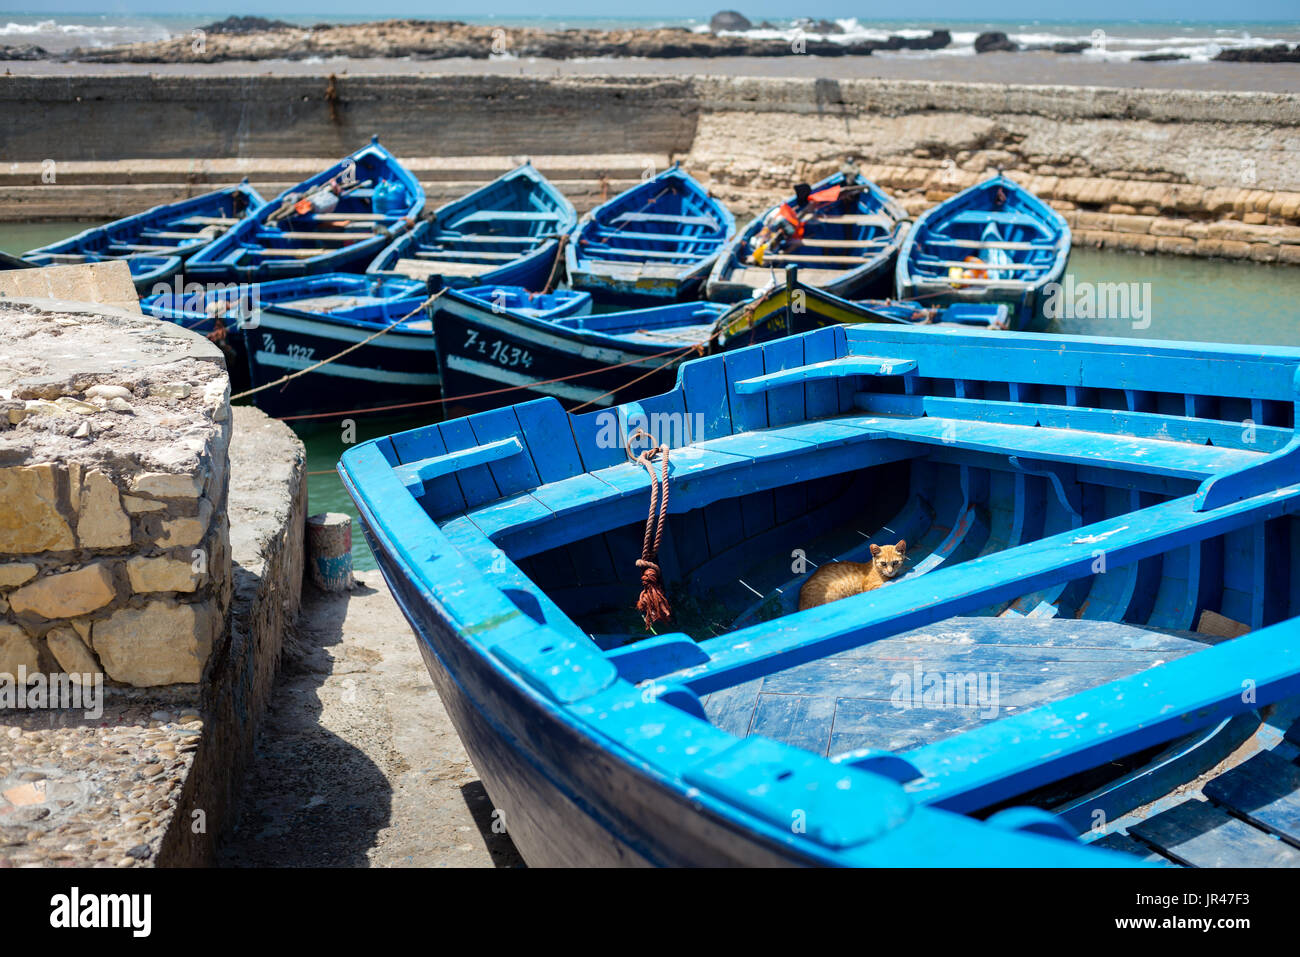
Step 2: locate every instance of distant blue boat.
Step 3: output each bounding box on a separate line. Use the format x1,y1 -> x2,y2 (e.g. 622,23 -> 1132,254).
187,137 -> 424,283
342,323 -> 1300,866
895,174 -> 1070,331
21,182 -> 264,291
367,163 -> 576,290
566,165 -> 735,305
142,273 -> 426,414
429,285 -> 726,415
707,169 -> 908,303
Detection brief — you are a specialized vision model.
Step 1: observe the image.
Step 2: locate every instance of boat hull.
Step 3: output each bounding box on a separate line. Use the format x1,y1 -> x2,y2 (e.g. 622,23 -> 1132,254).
430,294 -> 721,415
239,307 -> 439,419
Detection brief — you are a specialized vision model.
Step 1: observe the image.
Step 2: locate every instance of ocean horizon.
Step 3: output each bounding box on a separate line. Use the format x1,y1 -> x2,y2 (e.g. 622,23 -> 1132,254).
4,11 -> 1299,61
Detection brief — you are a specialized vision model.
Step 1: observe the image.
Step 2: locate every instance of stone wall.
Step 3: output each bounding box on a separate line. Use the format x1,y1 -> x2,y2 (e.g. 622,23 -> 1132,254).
2,73 -> 1298,264
0,299 -> 232,689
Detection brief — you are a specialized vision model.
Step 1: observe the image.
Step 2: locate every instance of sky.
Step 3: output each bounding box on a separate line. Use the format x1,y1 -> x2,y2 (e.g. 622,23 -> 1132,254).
5,0 -> 1299,20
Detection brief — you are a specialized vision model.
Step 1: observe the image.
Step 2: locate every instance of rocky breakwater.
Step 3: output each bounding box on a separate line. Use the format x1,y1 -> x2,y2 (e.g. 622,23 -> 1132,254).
62,17 -> 952,63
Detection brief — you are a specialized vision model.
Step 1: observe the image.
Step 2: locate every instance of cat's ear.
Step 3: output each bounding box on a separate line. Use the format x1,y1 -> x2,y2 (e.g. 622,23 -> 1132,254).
869,544 -> 881,556
896,540 -> 907,554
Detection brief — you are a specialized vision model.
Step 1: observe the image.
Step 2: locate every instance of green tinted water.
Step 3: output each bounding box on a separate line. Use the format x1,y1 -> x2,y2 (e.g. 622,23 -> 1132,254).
3,224 -> 1296,571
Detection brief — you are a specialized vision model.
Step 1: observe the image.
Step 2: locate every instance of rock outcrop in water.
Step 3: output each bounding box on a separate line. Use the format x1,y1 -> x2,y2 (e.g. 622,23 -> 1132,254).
200,16 -> 297,35
1214,44 -> 1300,63
0,44 -> 49,61
709,11 -> 752,32
974,32 -> 1019,54
63,18 -> 953,63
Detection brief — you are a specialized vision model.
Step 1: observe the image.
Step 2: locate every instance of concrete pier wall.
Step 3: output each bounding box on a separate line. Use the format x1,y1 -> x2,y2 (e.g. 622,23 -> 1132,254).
3,73 -> 1299,262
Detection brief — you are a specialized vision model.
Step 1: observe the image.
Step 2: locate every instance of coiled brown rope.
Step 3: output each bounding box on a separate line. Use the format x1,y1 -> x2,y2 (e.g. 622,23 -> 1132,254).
625,427 -> 672,629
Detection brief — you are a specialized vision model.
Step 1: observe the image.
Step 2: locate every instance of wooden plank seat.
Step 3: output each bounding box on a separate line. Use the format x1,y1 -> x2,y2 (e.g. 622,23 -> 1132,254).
807,214 -> 896,228
915,259 -> 1052,271
596,230 -> 725,244
921,237 -> 1060,252
431,233 -> 547,245
139,230 -> 217,241
789,238 -> 894,249
755,253 -> 874,265
946,211 -> 1048,230
581,246 -> 709,261
107,243 -> 179,253
610,212 -> 720,228
413,249 -> 521,261
391,258 -> 492,278
178,215 -> 240,226
254,232 -> 369,243
837,411 -> 1262,481
453,211 -> 562,226
894,614 -> 1300,813
699,617 -> 1209,758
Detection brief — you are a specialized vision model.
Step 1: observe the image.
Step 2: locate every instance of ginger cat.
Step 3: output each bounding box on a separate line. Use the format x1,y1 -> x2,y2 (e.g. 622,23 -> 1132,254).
798,541 -> 907,611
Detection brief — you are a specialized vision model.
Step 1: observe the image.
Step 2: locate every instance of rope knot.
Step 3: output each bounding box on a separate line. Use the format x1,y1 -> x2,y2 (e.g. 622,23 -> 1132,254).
626,428 -> 673,629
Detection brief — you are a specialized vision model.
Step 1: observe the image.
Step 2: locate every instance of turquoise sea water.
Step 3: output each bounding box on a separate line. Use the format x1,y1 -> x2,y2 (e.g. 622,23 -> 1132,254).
3,222 -> 1296,570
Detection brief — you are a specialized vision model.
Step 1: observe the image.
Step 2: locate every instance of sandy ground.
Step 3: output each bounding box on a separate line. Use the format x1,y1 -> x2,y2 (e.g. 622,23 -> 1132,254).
219,570 -> 525,868
3,52 -> 1298,93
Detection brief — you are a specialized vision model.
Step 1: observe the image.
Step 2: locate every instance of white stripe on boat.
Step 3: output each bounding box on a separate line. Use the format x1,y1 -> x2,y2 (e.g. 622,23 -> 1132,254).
255,312 -> 437,350
444,354 -> 612,405
254,351 -> 441,386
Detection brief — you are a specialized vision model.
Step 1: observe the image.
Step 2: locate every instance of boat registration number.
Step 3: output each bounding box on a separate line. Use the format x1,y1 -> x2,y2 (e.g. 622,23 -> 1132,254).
260,334 -> 315,362
463,330 -> 534,369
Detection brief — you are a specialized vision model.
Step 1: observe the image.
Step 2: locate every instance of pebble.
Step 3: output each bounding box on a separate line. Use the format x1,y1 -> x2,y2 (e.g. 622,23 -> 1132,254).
85,384 -> 132,401
107,397 -> 134,414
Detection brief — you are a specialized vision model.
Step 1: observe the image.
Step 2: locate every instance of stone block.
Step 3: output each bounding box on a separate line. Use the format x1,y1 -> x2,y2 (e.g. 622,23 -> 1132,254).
0,563 -> 38,588
8,562 -> 116,619
127,554 -> 201,593
0,464 -> 74,554
75,469 -> 131,548
0,622 -> 41,679
92,599 -> 218,686
159,499 -> 214,548
44,625 -> 102,678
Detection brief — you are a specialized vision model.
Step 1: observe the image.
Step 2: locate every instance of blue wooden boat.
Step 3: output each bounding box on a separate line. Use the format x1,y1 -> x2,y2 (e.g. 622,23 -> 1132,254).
367,164 -> 576,290
565,165 -> 735,305
21,182 -> 264,292
895,174 -> 1070,331
341,323 -> 1300,866
429,286 -> 728,415
852,300 -> 1009,329
141,273 -> 426,414
707,170 -> 909,303
186,137 -> 424,283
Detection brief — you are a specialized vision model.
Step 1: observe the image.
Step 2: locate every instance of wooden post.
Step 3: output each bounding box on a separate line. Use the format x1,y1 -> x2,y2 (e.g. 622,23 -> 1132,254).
306,512 -> 355,591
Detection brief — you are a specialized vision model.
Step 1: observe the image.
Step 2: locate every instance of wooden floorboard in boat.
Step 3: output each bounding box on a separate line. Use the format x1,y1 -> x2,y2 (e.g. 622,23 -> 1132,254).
1202,751 -> 1300,847
1130,799 -> 1300,867
1090,831 -> 1178,866
701,618 -> 1207,758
